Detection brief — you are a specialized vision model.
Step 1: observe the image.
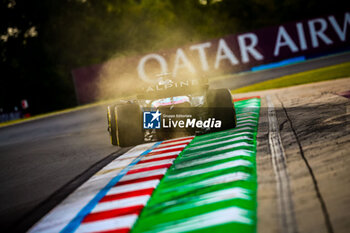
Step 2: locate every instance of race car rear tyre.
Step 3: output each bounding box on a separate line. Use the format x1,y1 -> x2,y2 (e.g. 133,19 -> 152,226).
107,105 -> 118,145
114,103 -> 144,147
207,88 -> 237,131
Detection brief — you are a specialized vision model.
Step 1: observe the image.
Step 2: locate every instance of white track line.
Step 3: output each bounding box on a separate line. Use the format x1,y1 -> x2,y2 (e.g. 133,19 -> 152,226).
91,195 -> 150,213
182,142 -> 254,158
168,160 -> 252,179
75,214 -> 138,233
146,207 -> 253,233
119,168 -> 168,182
142,151 -> 179,160
151,144 -> 187,152
187,141 -> 253,151
175,149 -> 253,169
190,132 -> 253,145
266,95 -> 297,233
156,139 -> 193,148
107,180 -> 160,196
131,159 -> 175,170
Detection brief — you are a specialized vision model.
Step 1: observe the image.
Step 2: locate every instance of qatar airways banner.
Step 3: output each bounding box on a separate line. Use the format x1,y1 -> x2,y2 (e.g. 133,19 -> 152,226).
72,12 -> 350,104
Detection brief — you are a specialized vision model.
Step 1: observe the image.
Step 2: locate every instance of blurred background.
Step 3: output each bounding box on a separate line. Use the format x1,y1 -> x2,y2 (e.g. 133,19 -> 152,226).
1,0 -> 349,117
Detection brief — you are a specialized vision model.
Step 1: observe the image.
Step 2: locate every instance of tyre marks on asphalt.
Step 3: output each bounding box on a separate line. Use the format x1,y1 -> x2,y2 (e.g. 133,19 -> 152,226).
131,97 -> 261,233
266,95 -> 298,233
279,96 -> 334,233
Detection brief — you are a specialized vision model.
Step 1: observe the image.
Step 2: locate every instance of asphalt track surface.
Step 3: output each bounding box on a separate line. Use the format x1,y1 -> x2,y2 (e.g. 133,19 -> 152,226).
0,106 -> 120,231
237,78 -> 350,233
0,53 -> 349,232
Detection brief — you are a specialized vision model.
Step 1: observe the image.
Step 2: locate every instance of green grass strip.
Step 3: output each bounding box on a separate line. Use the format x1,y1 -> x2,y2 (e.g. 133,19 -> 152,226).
232,61 -> 350,94
131,98 -> 261,233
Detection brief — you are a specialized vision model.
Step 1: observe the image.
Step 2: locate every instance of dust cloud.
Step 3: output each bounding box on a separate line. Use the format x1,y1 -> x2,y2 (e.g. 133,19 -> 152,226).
95,27 -> 211,102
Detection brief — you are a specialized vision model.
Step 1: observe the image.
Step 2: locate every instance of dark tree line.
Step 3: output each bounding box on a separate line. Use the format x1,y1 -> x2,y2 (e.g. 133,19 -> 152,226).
1,0 -> 349,115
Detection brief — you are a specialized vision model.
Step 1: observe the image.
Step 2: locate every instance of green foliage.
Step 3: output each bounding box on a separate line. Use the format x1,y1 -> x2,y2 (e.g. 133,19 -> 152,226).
231,61 -> 350,94
1,0 -> 349,114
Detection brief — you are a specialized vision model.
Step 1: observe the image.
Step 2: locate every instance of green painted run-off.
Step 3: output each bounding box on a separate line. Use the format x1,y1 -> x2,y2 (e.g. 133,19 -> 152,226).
131,98 -> 261,233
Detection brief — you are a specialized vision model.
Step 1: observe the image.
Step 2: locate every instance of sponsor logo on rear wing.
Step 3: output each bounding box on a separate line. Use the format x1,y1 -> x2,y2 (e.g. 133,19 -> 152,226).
144,79 -> 202,92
